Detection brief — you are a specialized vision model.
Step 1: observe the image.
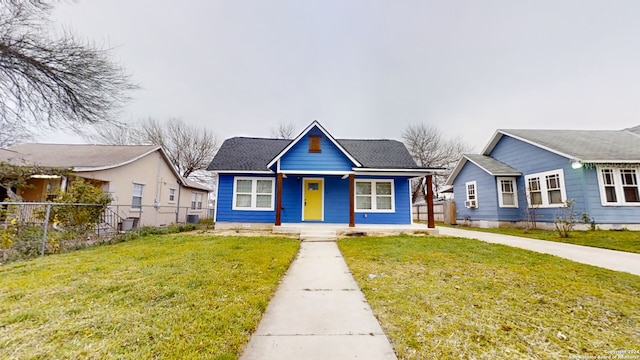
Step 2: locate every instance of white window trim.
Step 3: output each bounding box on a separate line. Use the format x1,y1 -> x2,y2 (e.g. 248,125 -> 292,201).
596,166 -> 640,206
524,169 -> 566,208
496,177 -> 518,208
131,183 -> 144,210
232,177 -> 275,211
465,181 -> 478,208
168,188 -> 177,204
354,179 -> 395,213
465,181 -> 477,201
191,192 -> 204,211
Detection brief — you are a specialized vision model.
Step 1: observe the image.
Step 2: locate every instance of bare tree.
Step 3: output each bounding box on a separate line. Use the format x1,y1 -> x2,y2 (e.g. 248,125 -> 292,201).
84,121 -> 144,146
270,122 -> 296,139
0,1 -> 135,146
402,124 -> 473,201
0,121 -> 32,148
85,118 -> 219,179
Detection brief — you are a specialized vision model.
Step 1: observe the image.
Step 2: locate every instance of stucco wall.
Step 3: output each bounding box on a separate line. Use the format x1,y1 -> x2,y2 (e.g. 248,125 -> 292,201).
76,150 -> 208,227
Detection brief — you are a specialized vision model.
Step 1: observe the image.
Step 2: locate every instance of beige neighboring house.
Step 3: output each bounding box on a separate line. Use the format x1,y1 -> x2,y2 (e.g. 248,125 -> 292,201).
0,143 -> 211,227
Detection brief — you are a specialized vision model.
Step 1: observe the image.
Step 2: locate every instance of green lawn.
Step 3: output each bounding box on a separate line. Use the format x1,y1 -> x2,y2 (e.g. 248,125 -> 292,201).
444,224 -> 640,253
339,235 -> 640,360
0,234 -> 299,360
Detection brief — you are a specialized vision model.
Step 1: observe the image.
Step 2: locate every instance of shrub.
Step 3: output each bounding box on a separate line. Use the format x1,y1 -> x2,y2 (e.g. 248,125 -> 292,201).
45,178 -> 112,233
554,199 -> 577,238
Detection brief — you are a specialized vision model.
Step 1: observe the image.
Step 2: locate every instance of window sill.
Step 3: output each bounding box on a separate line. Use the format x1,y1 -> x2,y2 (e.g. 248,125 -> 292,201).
232,207 -> 275,211
600,203 -> 640,207
527,204 -> 565,209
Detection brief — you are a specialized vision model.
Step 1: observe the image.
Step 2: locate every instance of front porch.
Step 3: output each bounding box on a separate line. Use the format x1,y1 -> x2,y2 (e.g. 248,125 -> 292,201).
208,222 -> 439,241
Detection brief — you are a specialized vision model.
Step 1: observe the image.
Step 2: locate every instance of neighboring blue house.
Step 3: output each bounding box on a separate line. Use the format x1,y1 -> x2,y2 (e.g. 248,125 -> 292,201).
445,126 -> 640,230
208,121 -> 440,229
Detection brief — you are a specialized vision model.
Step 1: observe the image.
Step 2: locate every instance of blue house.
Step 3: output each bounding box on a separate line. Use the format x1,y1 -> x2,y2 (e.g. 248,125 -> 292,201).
208,121 -> 440,229
445,126 -> 640,229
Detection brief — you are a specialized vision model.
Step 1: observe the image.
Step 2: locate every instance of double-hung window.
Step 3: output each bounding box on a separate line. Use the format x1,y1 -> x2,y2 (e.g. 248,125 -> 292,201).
168,188 -> 176,203
465,181 -> 478,208
132,183 -> 144,209
497,177 -> 518,207
524,169 -> 566,207
597,167 -> 640,205
191,193 -> 203,210
355,180 -> 394,212
233,177 -> 275,210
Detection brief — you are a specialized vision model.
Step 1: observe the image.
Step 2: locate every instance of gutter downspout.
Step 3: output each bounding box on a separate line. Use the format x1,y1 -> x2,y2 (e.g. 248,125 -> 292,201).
176,180 -> 182,224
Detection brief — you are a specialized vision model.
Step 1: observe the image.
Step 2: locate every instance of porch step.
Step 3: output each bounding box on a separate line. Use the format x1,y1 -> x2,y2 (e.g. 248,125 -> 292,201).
299,230 -> 338,242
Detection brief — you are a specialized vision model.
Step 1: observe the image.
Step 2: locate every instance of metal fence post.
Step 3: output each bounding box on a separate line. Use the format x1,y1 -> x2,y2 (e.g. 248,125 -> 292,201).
138,206 -> 142,236
41,203 -> 51,257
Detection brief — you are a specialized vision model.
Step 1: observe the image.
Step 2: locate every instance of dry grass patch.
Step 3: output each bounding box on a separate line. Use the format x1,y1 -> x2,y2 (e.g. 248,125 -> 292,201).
339,235 -> 640,359
0,234 -> 299,359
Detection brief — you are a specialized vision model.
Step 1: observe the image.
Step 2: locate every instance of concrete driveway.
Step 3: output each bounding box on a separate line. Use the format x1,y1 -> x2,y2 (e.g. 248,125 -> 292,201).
437,227 -> 640,276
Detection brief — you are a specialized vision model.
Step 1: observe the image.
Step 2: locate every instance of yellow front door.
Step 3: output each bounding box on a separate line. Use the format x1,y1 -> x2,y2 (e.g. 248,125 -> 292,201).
303,179 -> 323,221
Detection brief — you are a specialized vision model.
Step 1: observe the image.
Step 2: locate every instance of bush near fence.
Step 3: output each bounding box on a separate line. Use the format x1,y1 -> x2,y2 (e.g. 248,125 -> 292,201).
0,202 -> 205,264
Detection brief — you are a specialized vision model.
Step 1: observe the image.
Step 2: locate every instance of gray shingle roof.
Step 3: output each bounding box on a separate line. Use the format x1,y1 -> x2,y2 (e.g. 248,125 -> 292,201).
627,125 -> 640,136
207,137 -> 290,171
0,143 -> 159,169
497,129 -> 640,162
338,139 -> 421,169
463,154 -> 521,176
207,137 -> 420,171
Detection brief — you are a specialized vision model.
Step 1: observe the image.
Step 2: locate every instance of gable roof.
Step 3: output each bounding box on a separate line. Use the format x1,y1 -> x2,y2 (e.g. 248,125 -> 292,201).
183,178 -> 213,192
445,154 -> 521,186
337,139 -> 420,169
208,120 -> 447,174
207,137 -> 424,171
0,143 -> 208,191
626,125 -> 640,136
483,128 -> 640,163
266,121 -> 362,168
207,137 -> 290,172
0,143 -> 160,170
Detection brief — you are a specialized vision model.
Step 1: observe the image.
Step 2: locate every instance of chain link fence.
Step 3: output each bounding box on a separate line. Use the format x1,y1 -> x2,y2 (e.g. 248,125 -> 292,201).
0,202 -> 212,263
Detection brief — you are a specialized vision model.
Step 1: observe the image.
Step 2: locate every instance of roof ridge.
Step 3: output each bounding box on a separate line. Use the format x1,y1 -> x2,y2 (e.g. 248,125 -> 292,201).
14,143 -> 156,147
230,136 -> 291,140
337,138 -> 401,142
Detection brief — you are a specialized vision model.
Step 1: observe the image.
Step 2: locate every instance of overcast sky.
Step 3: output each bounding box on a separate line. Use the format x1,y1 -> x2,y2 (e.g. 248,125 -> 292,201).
40,0 -> 640,151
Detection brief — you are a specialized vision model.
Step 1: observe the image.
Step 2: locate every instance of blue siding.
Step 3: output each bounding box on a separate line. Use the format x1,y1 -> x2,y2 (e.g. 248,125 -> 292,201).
581,167 -> 640,224
453,162 -> 500,221
490,136 -> 589,223
454,134 -> 640,225
355,176 -> 413,225
496,176 -> 524,222
217,174 -> 413,225
278,128 -> 354,171
215,174 -> 276,223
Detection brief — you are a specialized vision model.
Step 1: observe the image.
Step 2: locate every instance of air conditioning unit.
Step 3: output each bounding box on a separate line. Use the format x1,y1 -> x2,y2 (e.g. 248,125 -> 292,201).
464,200 -> 477,208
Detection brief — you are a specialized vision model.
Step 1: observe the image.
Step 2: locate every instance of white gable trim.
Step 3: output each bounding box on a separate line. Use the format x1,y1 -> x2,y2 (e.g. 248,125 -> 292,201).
483,130 -> 576,160
445,155 -> 521,186
72,146 -> 163,172
465,157 -> 521,177
266,120 -> 362,168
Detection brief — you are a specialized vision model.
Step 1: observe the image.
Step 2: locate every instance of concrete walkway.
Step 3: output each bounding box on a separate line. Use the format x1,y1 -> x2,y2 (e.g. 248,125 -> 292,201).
438,227 -> 640,276
240,241 -> 397,360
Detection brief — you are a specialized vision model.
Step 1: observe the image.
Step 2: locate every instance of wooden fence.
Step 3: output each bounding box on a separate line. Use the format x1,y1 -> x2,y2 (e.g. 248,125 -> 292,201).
412,200 -> 456,224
